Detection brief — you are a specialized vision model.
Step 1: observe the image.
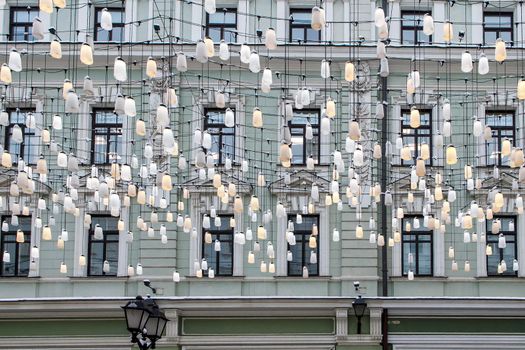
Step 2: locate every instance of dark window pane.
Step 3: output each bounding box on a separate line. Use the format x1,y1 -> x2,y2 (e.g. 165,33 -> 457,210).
202,215 -> 233,276
287,215 -> 319,276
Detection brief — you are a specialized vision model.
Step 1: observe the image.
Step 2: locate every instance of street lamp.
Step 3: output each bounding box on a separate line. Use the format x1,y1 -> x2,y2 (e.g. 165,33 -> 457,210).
352,295 -> 367,334
122,295 -> 169,349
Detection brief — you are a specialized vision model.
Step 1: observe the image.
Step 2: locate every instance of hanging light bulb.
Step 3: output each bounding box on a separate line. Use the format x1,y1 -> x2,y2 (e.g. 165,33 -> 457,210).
478,53 -> 489,75
344,61 -> 355,82
146,57 -> 157,78
79,43 -> 94,65
249,51 -> 261,73
326,98 -> 336,118
410,106 -> 420,128
252,107 -> 263,128
374,7 -> 386,27
518,80 -> 525,100
240,44 -> 251,63
265,28 -> 277,49
224,108 -> 235,127
100,8 -> 113,31
446,145 -> 457,165
495,38 -> 507,62
40,0 -> 53,13
32,17 -> 45,40
113,57 -> 127,82
204,36 -> 215,57
311,6 -> 326,31
176,52 -> 188,71
461,51 -> 473,73
204,0 -> 216,14
443,21 -> 453,42
219,40 -> 230,61
320,59 -> 330,79
0,64 -> 12,85
423,13 -> 434,35
261,68 -> 273,93
195,40 -> 208,63
8,49 -> 21,72
50,39 -> 62,59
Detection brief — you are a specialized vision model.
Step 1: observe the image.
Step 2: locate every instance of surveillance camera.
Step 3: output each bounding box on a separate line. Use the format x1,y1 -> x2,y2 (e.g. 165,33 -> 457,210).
143,279 -> 151,287
353,281 -> 360,287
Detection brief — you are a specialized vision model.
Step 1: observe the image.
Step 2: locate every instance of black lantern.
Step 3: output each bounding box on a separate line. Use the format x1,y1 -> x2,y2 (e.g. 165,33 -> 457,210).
122,296 -> 169,350
352,295 -> 367,334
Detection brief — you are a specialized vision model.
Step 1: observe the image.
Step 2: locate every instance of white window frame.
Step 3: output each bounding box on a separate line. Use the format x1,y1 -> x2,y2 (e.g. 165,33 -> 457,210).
189,194 -> 244,277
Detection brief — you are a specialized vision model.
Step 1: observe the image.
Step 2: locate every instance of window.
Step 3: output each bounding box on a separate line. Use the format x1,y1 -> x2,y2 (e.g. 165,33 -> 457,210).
289,109 -> 320,165
91,109 -> 123,165
202,215 -> 233,276
206,9 -> 237,42
484,110 -> 514,167
401,109 -> 432,166
88,215 -> 119,276
487,216 -> 517,276
94,7 -> 125,42
484,13 -> 513,45
401,11 -> 432,45
204,108 -> 235,165
9,7 -> 39,41
402,216 -> 433,276
290,9 -> 321,43
287,214 -> 319,276
5,109 -> 38,165
0,215 -> 31,277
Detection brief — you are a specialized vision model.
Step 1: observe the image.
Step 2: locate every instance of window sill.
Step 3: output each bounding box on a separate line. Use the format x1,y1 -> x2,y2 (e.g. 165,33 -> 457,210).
274,275 -> 332,280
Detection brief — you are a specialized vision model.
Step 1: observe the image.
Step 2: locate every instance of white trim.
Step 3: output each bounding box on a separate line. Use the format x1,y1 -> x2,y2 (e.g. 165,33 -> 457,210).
323,0 -> 333,43
369,0 -> 376,42
471,2 -> 483,45
237,0 -> 249,44
233,210 -> 244,277
189,196 -> 201,276
432,1 -> 446,45
392,229 -> 402,277
433,227 -> 445,277
389,0 -> 401,46
27,211 -> 38,277
476,219 -> 487,277
276,208 -> 287,276
517,214 -> 525,277
191,0 -> 203,41
319,203 -> 329,276
392,103 -> 402,166
391,335 -> 525,350
73,208 -> 86,277
276,0 -> 288,44
342,0 -> 350,42
117,206 -> 129,277
77,102 -> 91,164
124,0 -> 136,42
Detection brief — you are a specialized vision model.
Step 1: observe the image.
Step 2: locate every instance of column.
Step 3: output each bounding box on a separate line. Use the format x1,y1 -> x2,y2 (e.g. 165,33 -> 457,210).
28,213 -> 39,277
77,0 -> 91,43
237,0 -> 249,43
233,211 -> 244,276
389,0 -> 401,46
319,204 -> 330,276
517,215 -> 525,277
433,1 -> 446,45
323,0 -> 334,43
191,0 -> 203,41
73,208 -> 87,277
391,235 -> 402,276
335,308 -> 348,337
476,220 -> 487,277
125,0 -> 137,42
471,2 -> 483,45
433,228 -> 445,276
369,1 -> 376,41
189,196 -> 201,275
369,308 -> 383,337
343,0 -> 350,42
117,207 -> 129,277
276,210 -> 287,276
164,309 -> 179,338
276,0 -> 287,44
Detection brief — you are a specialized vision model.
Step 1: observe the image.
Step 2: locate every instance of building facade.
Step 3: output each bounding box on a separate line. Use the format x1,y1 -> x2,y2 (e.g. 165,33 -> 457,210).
0,0 -> 524,349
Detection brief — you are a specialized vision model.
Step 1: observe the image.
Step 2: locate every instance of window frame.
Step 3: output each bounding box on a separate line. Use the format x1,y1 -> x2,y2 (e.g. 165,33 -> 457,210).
87,214 -> 120,277
484,109 -> 515,167
287,214 -> 320,277
205,8 -> 237,42
289,109 -> 321,166
91,108 -> 124,165
400,108 -> 433,166
0,215 -> 31,277
94,7 -> 125,42
9,6 -> 39,42
203,108 -> 236,166
5,108 -> 38,165
201,214 -> 234,277
401,10 -> 432,45
486,215 -> 517,277
289,8 -> 321,43
401,215 -> 433,277
483,12 -> 513,46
